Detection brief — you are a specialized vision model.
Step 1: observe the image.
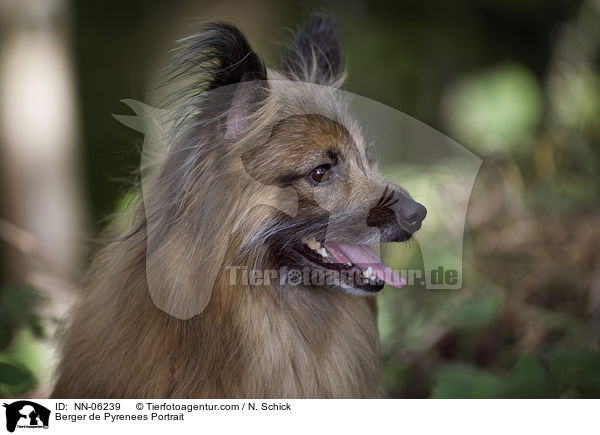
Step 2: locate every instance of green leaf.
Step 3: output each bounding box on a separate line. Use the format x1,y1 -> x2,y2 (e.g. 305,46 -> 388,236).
432,366 -> 503,398
445,62 -> 542,155
546,348 -> 600,397
0,361 -> 37,397
431,355 -> 546,398
445,289 -> 503,330
502,355 -> 547,398
0,283 -> 44,322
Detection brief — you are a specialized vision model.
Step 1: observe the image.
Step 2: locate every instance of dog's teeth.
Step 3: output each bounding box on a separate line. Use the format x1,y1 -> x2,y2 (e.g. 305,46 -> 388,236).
306,237 -> 321,250
363,266 -> 373,278
317,247 -> 328,257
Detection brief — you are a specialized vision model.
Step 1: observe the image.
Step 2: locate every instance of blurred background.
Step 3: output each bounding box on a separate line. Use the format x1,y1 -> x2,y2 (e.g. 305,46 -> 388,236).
0,0 -> 599,398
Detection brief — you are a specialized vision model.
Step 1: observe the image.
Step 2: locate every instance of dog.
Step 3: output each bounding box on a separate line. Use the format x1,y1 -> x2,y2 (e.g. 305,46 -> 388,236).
51,14 -> 426,398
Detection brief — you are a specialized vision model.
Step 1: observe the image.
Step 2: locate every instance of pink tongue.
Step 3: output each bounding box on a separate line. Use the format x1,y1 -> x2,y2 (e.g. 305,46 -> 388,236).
323,241 -> 406,288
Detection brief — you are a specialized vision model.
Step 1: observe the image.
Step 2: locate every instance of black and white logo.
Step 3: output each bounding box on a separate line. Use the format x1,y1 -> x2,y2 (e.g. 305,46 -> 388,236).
3,401 -> 50,433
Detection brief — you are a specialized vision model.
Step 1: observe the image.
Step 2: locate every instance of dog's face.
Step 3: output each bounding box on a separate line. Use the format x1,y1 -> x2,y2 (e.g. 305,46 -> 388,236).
150,16 -> 427,318
242,111 -> 426,296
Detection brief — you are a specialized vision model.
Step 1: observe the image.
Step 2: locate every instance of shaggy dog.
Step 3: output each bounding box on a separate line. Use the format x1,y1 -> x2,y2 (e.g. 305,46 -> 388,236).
52,14 -> 426,398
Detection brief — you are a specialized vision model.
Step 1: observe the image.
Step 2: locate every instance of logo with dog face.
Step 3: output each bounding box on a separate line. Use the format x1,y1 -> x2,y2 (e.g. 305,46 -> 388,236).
3,401 -> 50,432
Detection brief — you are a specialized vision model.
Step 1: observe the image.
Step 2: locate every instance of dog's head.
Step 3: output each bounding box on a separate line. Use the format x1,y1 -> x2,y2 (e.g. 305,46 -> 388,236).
241,106 -> 427,295
144,14 -> 426,318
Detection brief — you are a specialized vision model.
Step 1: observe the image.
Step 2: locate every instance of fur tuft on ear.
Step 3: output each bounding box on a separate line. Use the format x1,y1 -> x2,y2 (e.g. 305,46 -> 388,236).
282,13 -> 343,86
164,22 -> 270,140
169,22 -> 267,91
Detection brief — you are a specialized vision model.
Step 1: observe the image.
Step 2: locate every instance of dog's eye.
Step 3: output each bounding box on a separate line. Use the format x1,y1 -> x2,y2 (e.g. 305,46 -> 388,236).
308,164 -> 332,185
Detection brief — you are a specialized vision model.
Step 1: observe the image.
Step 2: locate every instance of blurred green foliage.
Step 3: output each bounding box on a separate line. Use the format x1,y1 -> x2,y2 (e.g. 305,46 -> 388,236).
0,284 -> 46,397
376,0 -> 600,397
0,362 -> 37,397
445,63 -> 543,155
433,349 -> 600,398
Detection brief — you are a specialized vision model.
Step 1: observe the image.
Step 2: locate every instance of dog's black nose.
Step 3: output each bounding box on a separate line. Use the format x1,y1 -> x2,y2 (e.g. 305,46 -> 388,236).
367,188 -> 427,242
398,200 -> 427,233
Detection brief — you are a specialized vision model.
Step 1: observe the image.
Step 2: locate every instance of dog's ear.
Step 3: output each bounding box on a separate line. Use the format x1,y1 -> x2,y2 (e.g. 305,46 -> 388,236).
169,22 -> 269,138
170,22 -> 267,89
281,13 -> 343,86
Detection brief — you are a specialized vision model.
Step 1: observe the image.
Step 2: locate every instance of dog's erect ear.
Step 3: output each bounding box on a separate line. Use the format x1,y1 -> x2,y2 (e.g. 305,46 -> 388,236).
203,22 -> 267,89
281,13 -> 343,85
170,22 -> 267,90
168,22 -> 269,138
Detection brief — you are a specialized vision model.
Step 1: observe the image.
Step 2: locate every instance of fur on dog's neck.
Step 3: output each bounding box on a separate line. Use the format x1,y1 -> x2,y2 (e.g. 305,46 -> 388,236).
202,279 -> 383,398
51,218 -> 383,398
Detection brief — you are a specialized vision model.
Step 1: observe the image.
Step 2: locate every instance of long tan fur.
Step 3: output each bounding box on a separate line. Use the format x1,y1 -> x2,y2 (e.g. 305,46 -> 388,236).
52,14 -> 424,398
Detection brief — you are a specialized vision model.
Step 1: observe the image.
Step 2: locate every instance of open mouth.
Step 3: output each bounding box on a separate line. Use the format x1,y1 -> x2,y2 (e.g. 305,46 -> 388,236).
295,237 -> 407,293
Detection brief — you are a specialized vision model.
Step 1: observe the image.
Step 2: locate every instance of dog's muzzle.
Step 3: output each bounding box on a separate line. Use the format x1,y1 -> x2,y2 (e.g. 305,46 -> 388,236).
366,189 -> 427,242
